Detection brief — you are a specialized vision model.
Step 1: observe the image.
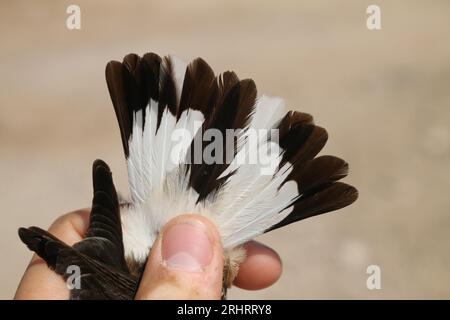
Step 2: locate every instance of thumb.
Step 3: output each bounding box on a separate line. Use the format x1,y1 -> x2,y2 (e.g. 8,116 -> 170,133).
135,214 -> 224,300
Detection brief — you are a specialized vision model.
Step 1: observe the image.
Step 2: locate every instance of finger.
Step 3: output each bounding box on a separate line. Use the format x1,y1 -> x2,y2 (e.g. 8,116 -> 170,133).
14,209 -> 90,299
233,241 -> 282,290
135,214 -> 224,300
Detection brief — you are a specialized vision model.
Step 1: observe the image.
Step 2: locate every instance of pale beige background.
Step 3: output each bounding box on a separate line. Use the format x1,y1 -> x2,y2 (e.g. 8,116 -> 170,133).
1,0 -> 449,299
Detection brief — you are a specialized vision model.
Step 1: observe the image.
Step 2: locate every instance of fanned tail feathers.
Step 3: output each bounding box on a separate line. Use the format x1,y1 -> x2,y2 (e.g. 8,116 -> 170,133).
105,52 -> 358,255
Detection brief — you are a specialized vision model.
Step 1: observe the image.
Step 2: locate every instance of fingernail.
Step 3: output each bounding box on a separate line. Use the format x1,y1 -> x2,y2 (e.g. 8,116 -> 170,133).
161,221 -> 213,272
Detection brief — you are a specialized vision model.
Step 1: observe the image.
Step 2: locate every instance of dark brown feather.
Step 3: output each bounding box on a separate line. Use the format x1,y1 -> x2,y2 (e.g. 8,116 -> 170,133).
106,53 -> 162,157
157,56 -> 179,129
106,61 -> 132,157
267,182 -> 358,232
188,78 -> 257,201
178,57 -> 216,118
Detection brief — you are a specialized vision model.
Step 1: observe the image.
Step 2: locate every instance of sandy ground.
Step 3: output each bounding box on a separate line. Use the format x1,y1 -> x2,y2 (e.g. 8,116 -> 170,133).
1,0 -> 449,299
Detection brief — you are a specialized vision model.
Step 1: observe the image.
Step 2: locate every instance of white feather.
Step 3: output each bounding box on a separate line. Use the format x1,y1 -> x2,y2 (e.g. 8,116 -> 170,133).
251,95 -> 286,130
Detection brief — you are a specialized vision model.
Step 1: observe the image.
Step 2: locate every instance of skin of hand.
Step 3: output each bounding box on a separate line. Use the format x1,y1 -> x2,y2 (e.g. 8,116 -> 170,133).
14,209 -> 282,300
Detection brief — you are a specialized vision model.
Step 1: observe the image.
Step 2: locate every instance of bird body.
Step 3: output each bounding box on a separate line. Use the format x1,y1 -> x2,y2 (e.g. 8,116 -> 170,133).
19,52 -> 358,299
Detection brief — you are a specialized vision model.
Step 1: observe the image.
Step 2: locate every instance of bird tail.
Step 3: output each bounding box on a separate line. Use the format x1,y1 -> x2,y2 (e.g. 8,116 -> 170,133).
106,52 -> 358,249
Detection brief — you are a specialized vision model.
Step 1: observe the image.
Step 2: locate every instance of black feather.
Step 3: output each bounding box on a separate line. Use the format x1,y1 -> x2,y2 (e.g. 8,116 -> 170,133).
178,57 -> 216,118
106,53 -> 162,157
267,182 -> 358,232
188,77 -> 257,201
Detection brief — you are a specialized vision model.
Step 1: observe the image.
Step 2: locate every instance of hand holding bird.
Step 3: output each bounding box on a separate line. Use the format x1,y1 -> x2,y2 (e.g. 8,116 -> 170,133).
15,209 -> 282,299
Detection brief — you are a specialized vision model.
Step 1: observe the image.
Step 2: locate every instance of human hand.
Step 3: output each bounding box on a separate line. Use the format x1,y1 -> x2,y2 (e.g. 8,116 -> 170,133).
15,209 -> 282,299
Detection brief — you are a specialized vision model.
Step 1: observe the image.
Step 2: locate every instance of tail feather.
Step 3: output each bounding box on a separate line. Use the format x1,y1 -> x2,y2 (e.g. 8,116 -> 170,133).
178,57 -> 216,117
268,182 -> 358,232
188,78 -> 257,201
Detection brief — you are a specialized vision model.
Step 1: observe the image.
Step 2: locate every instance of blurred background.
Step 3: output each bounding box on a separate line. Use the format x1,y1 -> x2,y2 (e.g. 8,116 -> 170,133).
1,0 -> 449,299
